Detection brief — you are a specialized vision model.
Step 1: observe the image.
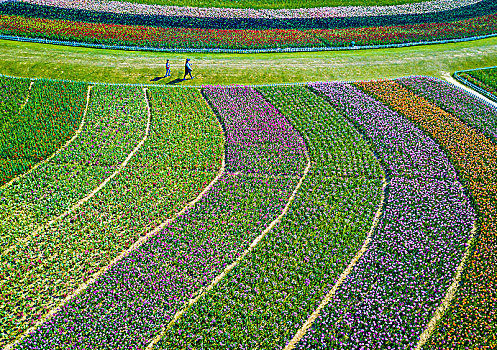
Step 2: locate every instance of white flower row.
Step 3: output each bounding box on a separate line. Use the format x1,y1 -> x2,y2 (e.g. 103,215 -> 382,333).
17,0 -> 483,19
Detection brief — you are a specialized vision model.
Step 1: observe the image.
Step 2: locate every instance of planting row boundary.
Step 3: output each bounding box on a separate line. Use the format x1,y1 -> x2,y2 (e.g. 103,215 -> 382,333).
1,32 -> 497,54
453,66 -> 497,104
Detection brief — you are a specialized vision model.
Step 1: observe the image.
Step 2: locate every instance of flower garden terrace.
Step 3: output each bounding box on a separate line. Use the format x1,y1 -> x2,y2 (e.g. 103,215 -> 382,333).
1,75 -> 496,349
0,0 -> 496,51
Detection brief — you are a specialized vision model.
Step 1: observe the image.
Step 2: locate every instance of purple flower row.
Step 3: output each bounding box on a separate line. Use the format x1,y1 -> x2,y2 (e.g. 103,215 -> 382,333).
297,82 -> 475,348
203,86 -> 307,176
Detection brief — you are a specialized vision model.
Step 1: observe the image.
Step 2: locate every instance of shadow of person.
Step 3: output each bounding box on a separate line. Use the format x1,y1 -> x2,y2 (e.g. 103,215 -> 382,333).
150,76 -> 167,82
166,78 -> 186,85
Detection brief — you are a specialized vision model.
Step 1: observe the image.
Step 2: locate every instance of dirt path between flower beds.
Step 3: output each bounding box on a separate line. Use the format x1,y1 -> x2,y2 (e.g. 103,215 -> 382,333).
415,221 -> 477,350
19,80 -> 33,110
442,72 -> 497,109
1,86 -> 150,257
284,175 -> 388,350
0,84 -> 91,192
145,153 -> 312,350
3,95 -> 226,350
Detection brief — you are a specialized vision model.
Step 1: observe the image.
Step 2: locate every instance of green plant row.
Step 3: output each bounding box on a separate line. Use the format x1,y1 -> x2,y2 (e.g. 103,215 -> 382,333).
0,80 -> 87,185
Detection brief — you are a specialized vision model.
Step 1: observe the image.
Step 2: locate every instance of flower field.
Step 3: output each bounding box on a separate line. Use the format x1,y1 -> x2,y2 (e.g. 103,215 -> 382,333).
357,80 -> 497,348
158,85 -> 384,348
0,0 -> 496,50
1,75 -> 496,349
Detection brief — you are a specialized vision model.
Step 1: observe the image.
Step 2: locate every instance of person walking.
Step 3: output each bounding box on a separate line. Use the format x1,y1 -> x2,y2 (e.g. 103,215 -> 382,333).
183,58 -> 193,80
165,59 -> 171,77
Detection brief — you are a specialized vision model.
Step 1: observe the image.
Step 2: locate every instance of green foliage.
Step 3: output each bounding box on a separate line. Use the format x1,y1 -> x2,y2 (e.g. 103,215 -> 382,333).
0,76 -> 31,126
0,80 -> 87,185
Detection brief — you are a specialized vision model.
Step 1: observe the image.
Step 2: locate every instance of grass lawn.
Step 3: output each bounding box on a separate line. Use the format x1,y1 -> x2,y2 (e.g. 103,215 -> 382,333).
0,37 -> 496,86
123,0 -> 435,9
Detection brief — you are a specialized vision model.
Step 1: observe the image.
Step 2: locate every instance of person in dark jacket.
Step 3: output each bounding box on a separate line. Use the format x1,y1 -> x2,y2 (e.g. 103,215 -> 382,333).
165,59 -> 171,77
183,58 -> 193,80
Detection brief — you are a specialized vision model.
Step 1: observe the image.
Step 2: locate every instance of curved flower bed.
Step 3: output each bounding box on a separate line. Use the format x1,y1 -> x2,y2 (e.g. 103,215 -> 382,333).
157,85 -> 385,349
1,0 -> 495,30
357,80 -> 497,349
0,0 -> 496,50
296,82 -> 475,349
1,12 -> 496,51
1,76 -> 495,349
14,86 -> 308,349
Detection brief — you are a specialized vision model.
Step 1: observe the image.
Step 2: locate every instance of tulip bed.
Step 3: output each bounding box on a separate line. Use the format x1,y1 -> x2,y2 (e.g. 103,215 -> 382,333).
2,77 -> 496,349
0,15 -> 324,50
356,80 -> 497,349
15,86 -> 308,349
295,82 -> 475,348
157,85 -> 385,349
458,68 -> 497,100
0,80 -> 87,186
397,76 -> 497,142
310,13 -> 497,47
0,13 -> 496,51
3,0 -> 496,30
0,0 -> 496,50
